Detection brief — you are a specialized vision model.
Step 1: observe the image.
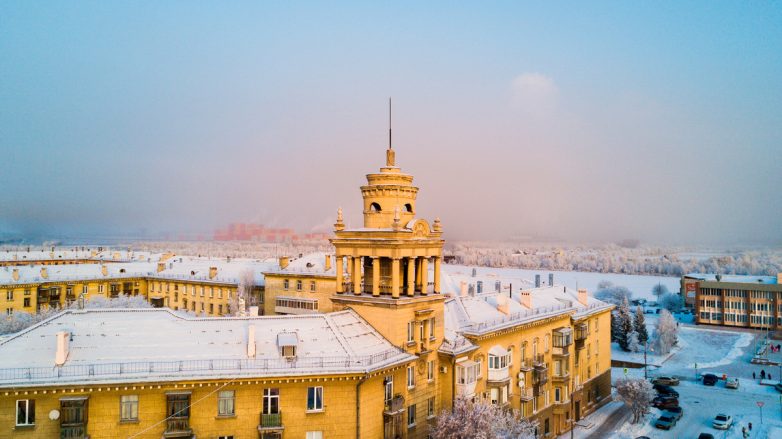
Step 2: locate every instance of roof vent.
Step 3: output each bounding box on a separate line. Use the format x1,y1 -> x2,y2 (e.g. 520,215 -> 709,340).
577,288 -> 588,306
55,331 -> 70,366
247,325 -> 256,358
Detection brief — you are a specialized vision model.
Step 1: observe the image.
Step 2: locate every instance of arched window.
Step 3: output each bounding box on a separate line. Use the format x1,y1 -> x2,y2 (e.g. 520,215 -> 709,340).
404,203 -> 413,212
370,202 -> 381,212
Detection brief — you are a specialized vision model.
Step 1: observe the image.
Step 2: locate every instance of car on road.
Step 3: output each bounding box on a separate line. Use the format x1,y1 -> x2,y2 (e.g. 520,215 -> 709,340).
697,434 -> 714,439
663,406 -> 683,421
652,376 -> 680,386
703,373 -> 719,386
654,414 -> 677,430
725,377 -> 739,389
712,413 -> 733,430
651,396 -> 679,410
653,384 -> 679,397
774,383 -> 782,393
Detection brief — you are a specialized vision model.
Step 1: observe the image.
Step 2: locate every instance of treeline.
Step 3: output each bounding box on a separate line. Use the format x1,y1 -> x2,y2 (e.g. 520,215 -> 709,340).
446,242 -> 782,277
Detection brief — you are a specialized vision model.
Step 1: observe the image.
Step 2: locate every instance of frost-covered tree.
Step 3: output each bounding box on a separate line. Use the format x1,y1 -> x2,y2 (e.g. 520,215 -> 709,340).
658,293 -> 681,312
652,283 -> 669,298
653,309 -> 678,354
430,397 -> 535,439
228,268 -> 257,316
616,296 -> 634,351
634,306 -> 649,344
0,308 -> 60,335
595,283 -> 632,306
610,310 -> 622,343
74,295 -> 153,309
616,378 -> 654,423
627,330 -> 640,352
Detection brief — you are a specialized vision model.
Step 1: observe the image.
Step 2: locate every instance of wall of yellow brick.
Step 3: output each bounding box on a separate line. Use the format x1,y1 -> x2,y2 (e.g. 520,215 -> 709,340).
263,275 -> 337,316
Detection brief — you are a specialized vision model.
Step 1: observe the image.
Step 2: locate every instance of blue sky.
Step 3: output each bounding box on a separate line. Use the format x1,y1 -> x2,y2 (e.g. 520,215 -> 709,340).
1,2 -> 780,244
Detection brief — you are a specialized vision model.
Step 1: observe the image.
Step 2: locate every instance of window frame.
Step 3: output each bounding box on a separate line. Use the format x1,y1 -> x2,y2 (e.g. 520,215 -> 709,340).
15,399 -> 35,426
120,395 -> 139,422
217,390 -> 235,417
306,386 -> 324,412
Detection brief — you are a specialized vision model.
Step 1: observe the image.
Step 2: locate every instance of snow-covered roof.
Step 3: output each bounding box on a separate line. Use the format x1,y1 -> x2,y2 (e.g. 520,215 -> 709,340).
684,273 -> 778,285
152,256 -> 278,286
0,262 -> 158,285
439,267 -> 612,337
264,252 -> 336,277
0,308 -> 414,388
0,249 -> 159,263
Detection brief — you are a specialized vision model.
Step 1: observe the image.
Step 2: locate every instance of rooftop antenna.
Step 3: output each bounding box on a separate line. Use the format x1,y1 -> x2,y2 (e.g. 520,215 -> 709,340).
388,97 -> 392,150
385,98 -> 396,167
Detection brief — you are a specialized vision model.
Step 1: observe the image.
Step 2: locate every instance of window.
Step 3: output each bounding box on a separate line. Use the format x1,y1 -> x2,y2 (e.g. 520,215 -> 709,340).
209,287 -> 214,298
407,404 -> 416,427
555,388 -> 561,402
407,322 -> 415,343
419,321 -> 425,341
16,399 -> 34,426
488,351 -> 511,369
456,362 -> 480,384
296,280 -> 303,291
23,298 -> 30,307
427,360 -> 435,382
209,304 -> 214,314
6,308 -> 12,316
120,395 -> 139,421
384,376 -> 394,405
218,304 -> 223,314
200,286 -> 205,297
307,387 -> 323,411
427,397 -> 435,418
6,290 -> 12,301
283,279 -> 290,290
82,285 -> 87,294
429,317 -> 435,338
218,288 -> 223,299
407,366 -> 415,388
98,284 -> 104,293
218,436 -> 234,439
218,390 -> 235,416
263,388 -> 280,414
306,433 -> 323,439
310,281 -> 316,292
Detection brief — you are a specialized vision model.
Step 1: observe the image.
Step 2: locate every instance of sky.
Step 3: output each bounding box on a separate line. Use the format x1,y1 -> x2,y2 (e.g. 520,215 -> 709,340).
1,2 -> 781,245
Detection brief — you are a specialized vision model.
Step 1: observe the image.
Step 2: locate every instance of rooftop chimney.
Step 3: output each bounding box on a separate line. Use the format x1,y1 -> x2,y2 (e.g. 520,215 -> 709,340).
477,280 -> 483,294
548,273 -> 554,286
247,325 -> 256,358
471,268 -> 477,277
535,274 -> 541,288
101,265 -> 108,276
12,268 -> 19,282
40,267 -> 48,279
497,295 -> 510,315
157,262 -> 165,273
325,255 -> 332,271
55,331 -> 70,366
279,257 -> 290,270
460,281 -> 468,297
209,267 -> 218,280
578,288 -> 589,306
519,290 -> 532,309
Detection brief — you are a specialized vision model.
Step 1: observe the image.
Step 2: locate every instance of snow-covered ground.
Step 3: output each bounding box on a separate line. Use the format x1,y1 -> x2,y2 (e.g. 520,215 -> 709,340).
567,321 -> 782,439
442,264 -> 680,301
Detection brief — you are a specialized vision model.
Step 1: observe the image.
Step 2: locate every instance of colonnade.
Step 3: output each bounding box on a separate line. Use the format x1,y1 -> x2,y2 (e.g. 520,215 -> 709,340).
335,255 -> 441,298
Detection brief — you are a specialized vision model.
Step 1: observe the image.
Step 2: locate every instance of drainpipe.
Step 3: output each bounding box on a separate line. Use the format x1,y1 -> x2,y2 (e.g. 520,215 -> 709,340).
451,356 -> 456,409
356,373 -> 368,439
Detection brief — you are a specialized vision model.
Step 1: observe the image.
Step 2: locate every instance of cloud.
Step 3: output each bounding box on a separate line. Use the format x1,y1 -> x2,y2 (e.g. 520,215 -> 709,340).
510,72 -> 559,113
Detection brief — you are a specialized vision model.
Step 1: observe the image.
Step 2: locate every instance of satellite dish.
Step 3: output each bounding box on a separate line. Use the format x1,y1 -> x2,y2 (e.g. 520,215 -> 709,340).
49,409 -> 60,421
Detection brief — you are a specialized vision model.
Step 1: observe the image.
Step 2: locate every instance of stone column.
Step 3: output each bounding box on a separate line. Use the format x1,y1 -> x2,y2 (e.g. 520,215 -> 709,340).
421,257 -> 429,295
336,256 -> 344,294
414,257 -> 422,292
353,256 -> 362,295
391,258 -> 401,298
372,257 -> 380,297
407,257 -> 415,297
434,256 -> 441,294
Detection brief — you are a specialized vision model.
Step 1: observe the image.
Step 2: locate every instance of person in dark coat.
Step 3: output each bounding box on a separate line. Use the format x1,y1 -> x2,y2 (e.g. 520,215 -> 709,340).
761,369 -> 766,379
753,371 -> 756,379
749,422 -> 753,431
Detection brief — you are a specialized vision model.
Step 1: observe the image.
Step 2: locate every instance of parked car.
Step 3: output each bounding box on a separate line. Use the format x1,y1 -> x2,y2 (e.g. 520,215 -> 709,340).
774,383 -> 782,393
726,377 -> 739,389
654,414 -> 677,430
703,373 -> 719,386
697,434 -> 715,439
712,414 -> 733,430
652,396 -> 679,410
653,384 -> 679,397
652,376 -> 680,386
663,406 -> 683,421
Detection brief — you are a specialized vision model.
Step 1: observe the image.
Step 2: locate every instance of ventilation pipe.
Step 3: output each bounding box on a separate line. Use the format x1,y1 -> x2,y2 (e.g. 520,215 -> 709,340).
247,325 -> 256,358
55,331 -> 70,366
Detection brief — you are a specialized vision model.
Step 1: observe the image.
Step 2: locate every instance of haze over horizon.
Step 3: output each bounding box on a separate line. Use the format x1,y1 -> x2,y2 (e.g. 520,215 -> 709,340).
2,2 -> 781,246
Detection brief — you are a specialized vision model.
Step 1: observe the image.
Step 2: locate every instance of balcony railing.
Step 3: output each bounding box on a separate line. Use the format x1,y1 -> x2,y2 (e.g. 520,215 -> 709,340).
552,345 -> 570,358
552,370 -> 570,382
488,367 -> 511,383
384,395 -> 405,415
259,412 -> 283,429
164,418 -> 192,437
533,354 -> 547,369
533,368 -> 548,386
456,381 -> 477,398
519,387 -> 534,401
519,358 -> 533,371
60,425 -> 87,439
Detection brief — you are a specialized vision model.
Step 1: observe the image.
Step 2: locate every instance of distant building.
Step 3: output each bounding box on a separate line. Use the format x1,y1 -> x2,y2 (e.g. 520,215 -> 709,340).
212,223 -> 330,242
684,273 -> 782,328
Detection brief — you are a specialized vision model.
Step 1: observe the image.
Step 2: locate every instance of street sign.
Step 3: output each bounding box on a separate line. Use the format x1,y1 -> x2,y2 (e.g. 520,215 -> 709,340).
757,401 -> 764,407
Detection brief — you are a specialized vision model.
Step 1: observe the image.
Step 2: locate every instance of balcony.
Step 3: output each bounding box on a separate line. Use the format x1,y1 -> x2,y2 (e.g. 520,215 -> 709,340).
533,367 -> 548,386
456,380 -> 477,398
551,370 -> 570,383
487,366 -> 511,383
519,387 -> 534,401
552,345 -> 570,359
533,354 -> 547,370
384,395 -> 405,415
575,323 -> 589,350
60,425 -> 87,439
258,412 -> 284,432
163,418 -> 192,438
519,358 -> 533,371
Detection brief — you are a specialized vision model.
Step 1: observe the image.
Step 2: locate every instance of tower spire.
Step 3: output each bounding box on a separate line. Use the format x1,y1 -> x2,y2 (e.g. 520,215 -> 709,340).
386,97 -> 395,167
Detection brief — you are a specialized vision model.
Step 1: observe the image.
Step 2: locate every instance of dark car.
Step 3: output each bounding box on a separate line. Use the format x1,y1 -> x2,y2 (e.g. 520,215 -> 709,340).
654,414 -> 677,430
653,384 -> 680,397
774,383 -> 782,393
703,373 -> 719,386
652,376 -> 680,386
698,434 -> 715,439
652,396 -> 679,410
663,406 -> 683,421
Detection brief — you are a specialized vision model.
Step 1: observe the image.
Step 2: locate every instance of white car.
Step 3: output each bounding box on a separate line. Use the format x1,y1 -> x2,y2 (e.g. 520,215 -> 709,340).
726,377 -> 739,389
712,414 -> 732,430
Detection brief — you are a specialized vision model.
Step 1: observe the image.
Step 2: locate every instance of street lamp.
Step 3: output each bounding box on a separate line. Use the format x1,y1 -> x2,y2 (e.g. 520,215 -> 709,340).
644,341 -> 648,380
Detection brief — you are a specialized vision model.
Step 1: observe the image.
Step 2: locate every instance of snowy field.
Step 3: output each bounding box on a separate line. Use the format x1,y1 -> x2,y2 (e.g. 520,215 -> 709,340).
442,264 -> 680,301
567,321 -> 782,439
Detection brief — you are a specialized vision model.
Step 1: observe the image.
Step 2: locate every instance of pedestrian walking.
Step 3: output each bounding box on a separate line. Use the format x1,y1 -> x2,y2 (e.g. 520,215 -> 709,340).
761,369 -> 766,379
753,371 -> 756,379
749,422 -> 753,431
770,373 -> 773,380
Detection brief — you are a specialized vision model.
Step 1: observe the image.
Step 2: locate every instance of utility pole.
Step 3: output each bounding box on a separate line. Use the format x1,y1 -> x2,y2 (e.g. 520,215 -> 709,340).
644,342 -> 648,380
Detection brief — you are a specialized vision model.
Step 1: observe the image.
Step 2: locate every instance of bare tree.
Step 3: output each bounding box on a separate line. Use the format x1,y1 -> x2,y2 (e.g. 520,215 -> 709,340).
431,397 -> 536,439
658,292 -> 681,312
228,268 -> 257,316
652,283 -> 669,297
615,377 -> 654,423
653,309 -> 678,354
